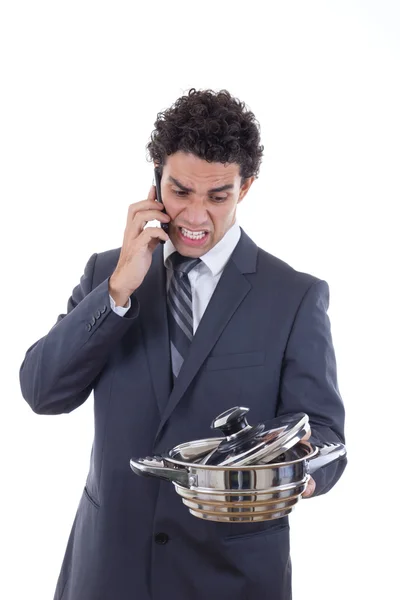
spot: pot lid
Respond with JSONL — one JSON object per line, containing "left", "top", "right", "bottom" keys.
{"left": 197, "top": 407, "right": 310, "bottom": 466}
{"left": 168, "top": 437, "right": 223, "bottom": 463}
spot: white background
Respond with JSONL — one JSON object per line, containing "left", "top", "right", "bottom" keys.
{"left": 1, "top": 1, "right": 399, "bottom": 598}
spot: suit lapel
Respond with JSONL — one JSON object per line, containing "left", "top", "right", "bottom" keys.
{"left": 153, "top": 229, "right": 259, "bottom": 444}
{"left": 135, "top": 246, "right": 172, "bottom": 415}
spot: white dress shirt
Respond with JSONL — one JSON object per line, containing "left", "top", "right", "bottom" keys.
{"left": 109, "top": 220, "right": 241, "bottom": 332}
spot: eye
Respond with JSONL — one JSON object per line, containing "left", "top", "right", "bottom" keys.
{"left": 173, "top": 190, "right": 226, "bottom": 202}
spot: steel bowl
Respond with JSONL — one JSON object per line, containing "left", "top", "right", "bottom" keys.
{"left": 130, "top": 440, "right": 346, "bottom": 522}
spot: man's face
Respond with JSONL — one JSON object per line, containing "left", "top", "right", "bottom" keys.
{"left": 157, "top": 151, "right": 255, "bottom": 257}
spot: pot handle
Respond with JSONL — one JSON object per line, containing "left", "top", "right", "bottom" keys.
{"left": 130, "top": 456, "right": 190, "bottom": 487}
{"left": 307, "top": 443, "right": 346, "bottom": 475}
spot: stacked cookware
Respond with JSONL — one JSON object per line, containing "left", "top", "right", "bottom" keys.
{"left": 130, "top": 407, "right": 346, "bottom": 523}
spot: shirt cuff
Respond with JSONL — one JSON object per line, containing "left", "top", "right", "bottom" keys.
{"left": 109, "top": 294, "right": 131, "bottom": 317}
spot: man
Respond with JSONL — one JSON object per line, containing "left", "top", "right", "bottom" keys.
{"left": 19, "top": 88, "right": 346, "bottom": 599}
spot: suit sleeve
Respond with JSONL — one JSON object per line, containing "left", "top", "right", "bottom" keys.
{"left": 278, "top": 279, "right": 347, "bottom": 497}
{"left": 19, "top": 253, "right": 139, "bottom": 415}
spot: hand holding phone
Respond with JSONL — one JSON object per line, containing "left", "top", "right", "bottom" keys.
{"left": 108, "top": 180, "right": 170, "bottom": 305}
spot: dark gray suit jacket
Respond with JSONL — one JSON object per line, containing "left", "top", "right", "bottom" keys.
{"left": 19, "top": 228, "right": 346, "bottom": 600}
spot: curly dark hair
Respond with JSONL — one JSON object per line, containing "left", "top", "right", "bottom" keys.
{"left": 146, "top": 88, "right": 264, "bottom": 184}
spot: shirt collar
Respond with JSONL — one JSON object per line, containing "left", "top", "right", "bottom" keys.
{"left": 163, "top": 219, "right": 241, "bottom": 277}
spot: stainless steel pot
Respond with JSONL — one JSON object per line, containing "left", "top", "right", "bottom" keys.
{"left": 130, "top": 407, "right": 346, "bottom": 523}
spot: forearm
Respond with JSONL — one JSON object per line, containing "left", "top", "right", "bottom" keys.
{"left": 19, "top": 256, "right": 139, "bottom": 415}
{"left": 278, "top": 279, "right": 347, "bottom": 497}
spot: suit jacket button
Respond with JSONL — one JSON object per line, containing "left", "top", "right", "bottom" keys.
{"left": 154, "top": 532, "right": 169, "bottom": 545}
{"left": 90, "top": 316, "right": 96, "bottom": 326}
{"left": 86, "top": 323, "right": 92, "bottom": 331}
{"left": 100, "top": 305, "right": 107, "bottom": 314}
{"left": 95, "top": 310, "right": 101, "bottom": 319}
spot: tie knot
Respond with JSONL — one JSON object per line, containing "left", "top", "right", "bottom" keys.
{"left": 167, "top": 252, "right": 201, "bottom": 275}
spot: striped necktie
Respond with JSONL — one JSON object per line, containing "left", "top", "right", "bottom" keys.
{"left": 166, "top": 252, "right": 201, "bottom": 380}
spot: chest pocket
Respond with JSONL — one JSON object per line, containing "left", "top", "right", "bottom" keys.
{"left": 204, "top": 351, "right": 265, "bottom": 371}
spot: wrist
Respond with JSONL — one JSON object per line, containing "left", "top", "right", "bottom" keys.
{"left": 109, "top": 276, "right": 131, "bottom": 308}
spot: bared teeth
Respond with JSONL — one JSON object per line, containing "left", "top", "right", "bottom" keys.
{"left": 181, "top": 227, "right": 206, "bottom": 239}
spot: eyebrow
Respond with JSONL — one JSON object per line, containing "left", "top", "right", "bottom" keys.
{"left": 168, "top": 176, "right": 234, "bottom": 194}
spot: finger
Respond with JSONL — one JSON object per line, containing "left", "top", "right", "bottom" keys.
{"left": 148, "top": 183, "right": 157, "bottom": 201}
{"left": 131, "top": 209, "right": 170, "bottom": 238}
{"left": 302, "top": 476, "right": 316, "bottom": 498}
{"left": 126, "top": 200, "right": 166, "bottom": 227}
{"left": 301, "top": 428, "right": 312, "bottom": 442}
{"left": 140, "top": 226, "right": 170, "bottom": 245}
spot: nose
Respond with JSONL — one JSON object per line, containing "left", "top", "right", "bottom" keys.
{"left": 182, "top": 203, "right": 209, "bottom": 228}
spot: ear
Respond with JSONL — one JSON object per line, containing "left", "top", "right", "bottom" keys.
{"left": 238, "top": 176, "right": 255, "bottom": 203}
